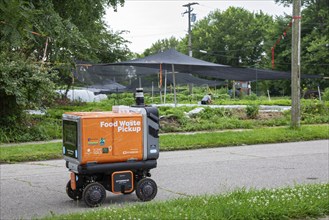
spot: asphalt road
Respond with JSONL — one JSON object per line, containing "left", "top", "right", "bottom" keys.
{"left": 1, "top": 140, "right": 328, "bottom": 219}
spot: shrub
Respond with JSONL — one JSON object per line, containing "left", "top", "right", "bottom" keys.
{"left": 243, "top": 93, "right": 258, "bottom": 100}
{"left": 322, "top": 87, "right": 329, "bottom": 101}
{"left": 215, "top": 94, "right": 231, "bottom": 100}
{"left": 0, "top": 53, "right": 58, "bottom": 126}
{"left": 302, "top": 102, "right": 328, "bottom": 115}
{"left": 246, "top": 104, "right": 260, "bottom": 119}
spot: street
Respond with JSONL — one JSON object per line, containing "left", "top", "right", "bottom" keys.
{"left": 1, "top": 140, "right": 328, "bottom": 219}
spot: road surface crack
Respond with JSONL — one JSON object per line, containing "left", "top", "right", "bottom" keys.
{"left": 158, "top": 186, "right": 191, "bottom": 197}
{"left": 27, "top": 162, "right": 62, "bottom": 168}
{"left": 14, "top": 178, "right": 33, "bottom": 187}
{"left": 13, "top": 178, "right": 65, "bottom": 194}
{"left": 229, "top": 152, "right": 266, "bottom": 159}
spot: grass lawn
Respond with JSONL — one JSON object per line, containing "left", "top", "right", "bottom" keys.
{"left": 1, "top": 124, "right": 328, "bottom": 163}
{"left": 41, "top": 183, "right": 329, "bottom": 220}
{"left": 0, "top": 142, "right": 62, "bottom": 163}
{"left": 161, "top": 124, "right": 329, "bottom": 150}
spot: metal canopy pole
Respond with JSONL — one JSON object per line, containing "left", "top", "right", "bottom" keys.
{"left": 151, "top": 81, "right": 154, "bottom": 103}
{"left": 164, "top": 69, "right": 167, "bottom": 104}
{"left": 172, "top": 64, "right": 177, "bottom": 107}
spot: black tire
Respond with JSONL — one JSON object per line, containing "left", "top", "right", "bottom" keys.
{"left": 82, "top": 182, "right": 106, "bottom": 207}
{"left": 135, "top": 178, "right": 157, "bottom": 202}
{"left": 66, "top": 181, "right": 82, "bottom": 201}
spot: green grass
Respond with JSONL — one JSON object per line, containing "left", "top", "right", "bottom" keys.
{"left": 1, "top": 125, "right": 328, "bottom": 163}
{"left": 42, "top": 183, "right": 329, "bottom": 220}
{"left": 160, "top": 124, "right": 329, "bottom": 150}
{"left": 0, "top": 142, "right": 62, "bottom": 163}
{"left": 2, "top": 97, "right": 328, "bottom": 143}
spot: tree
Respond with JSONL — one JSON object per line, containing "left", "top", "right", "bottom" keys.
{"left": 179, "top": 7, "right": 274, "bottom": 67}
{"left": 300, "top": 0, "right": 329, "bottom": 89}
{"left": 0, "top": 52, "right": 58, "bottom": 125}
{"left": 141, "top": 37, "right": 180, "bottom": 57}
{"left": 0, "top": 0, "right": 129, "bottom": 126}
{"left": 0, "top": 0, "right": 130, "bottom": 63}
{"left": 267, "top": 0, "right": 329, "bottom": 92}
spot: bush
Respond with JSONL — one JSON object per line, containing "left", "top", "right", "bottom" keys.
{"left": 302, "top": 102, "right": 328, "bottom": 115}
{"left": 215, "top": 94, "right": 231, "bottom": 100}
{"left": 323, "top": 87, "right": 329, "bottom": 101}
{"left": 246, "top": 104, "right": 260, "bottom": 119}
{"left": 0, "top": 117, "right": 61, "bottom": 143}
{"left": 243, "top": 93, "right": 258, "bottom": 100}
{"left": 0, "top": 53, "right": 58, "bottom": 126}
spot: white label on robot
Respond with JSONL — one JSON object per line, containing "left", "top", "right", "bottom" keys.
{"left": 100, "top": 120, "right": 141, "bottom": 133}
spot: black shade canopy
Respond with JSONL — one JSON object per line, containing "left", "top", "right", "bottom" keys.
{"left": 74, "top": 62, "right": 225, "bottom": 92}
{"left": 126, "top": 73, "right": 226, "bottom": 90}
{"left": 74, "top": 49, "right": 320, "bottom": 94}
{"left": 112, "top": 48, "right": 228, "bottom": 68}
{"left": 109, "top": 49, "right": 320, "bottom": 81}
{"left": 199, "top": 67, "right": 321, "bottom": 81}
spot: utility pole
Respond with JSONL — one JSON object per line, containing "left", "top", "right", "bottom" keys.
{"left": 183, "top": 2, "right": 198, "bottom": 57}
{"left": 291, "top": 0, "right": 301, "bottom": 128}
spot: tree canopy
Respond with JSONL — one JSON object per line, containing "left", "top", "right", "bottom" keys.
{"left": 0, "top": 0, "right": 130, "bottom": 125}
{"left": 141, "top": 37, "right": 180, "bottom": 57}
{"left": 144, "top": 1, "right": 328, "bottom": 95}
{"left": 187, "top": 7, "right": 274, "bottom": 67}
{"left": 270, "top": 0, "right": 328, "bottom": 90}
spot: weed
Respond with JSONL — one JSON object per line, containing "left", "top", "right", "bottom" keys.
{"left": 41, "top": 183, "right": 329, "bottom": 220}
{"left": 1, "top": 97, "right": 328, "bottom": 143}
{"left": 245, "top": 104, "right": 260, "bottom": 119}
{"left": 322, "top": 87, "right": 329, "bottom": 101}
{"left": 2, "top": 125, "right": 328, "bottom": 163}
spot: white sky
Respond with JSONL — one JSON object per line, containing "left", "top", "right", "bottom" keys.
{"left": 105, "top": 0, "right": 292, "bottom": 54}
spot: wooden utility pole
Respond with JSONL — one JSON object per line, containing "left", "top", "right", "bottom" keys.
{"left": 183, "top": 2, "right": 198, "bottom": 57}
{"left": 291, "top": 0, "right": 301, "bottom": 128}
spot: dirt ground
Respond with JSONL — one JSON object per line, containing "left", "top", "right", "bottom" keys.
{"left": 159, "top": 111, "right": 284, "bottom": 129}
{"left": 258, "top": 111, "right": 284, "bottom": 120}
{"left": 234, "top": 109, "right": 284, "bottom": 120}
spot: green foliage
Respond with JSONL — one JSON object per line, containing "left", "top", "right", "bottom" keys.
{"left": 244, "top": 93, "right": 258, "bottom": 100}
{"left": 0, "top": 0, "right": 132, "bottom": 128}
{"left": 161, "top": 125, "right": 329, "bottom": 150}
{"left": 0, "top": 117, "right": 61, "bottom": 143}
{"left": 0, "top": 52, "right": 58, "bottom": 125}
{"left": 245, "top": 104, "right": 260, "bottom": 119}
{"left": 175, "top": 1, "right": 329, "bottom": 95}
{"left": 2, "top": 93, "right": 329, "bottom": 143}
{"left": 322, "top": 87, "right": 329, "bottom": 101}
{"left": 2, "top": 125, "right": 328, "bottom": 163}
{"left": 43, "top": 184, "right": 329, "bottom": 220}
{"left": 302, "top": 102, "right": 328, "bottom": 115}
{"left": 268, "top": 0, "right": 329, "bottom": 90}
{"left": 198, "top": 107, "right": 232, "bottom": 120}
{"left": 215, "top": 94, "right": 231, "bottom": 101}
{"left": 0, "top": 0, "right": 129, "bottom": 63}
{"left": 183, "top": 7, "right": 273, "bottom": 67}
{"left": 141, "top": 37, "right": 179, "bottom": 57}
{"left": 0, "top": 142, "right": 62, "bottom": 163}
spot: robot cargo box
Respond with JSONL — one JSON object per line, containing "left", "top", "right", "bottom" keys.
{"left": 62, "top": 108, "right": 159, "bottom": 166}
